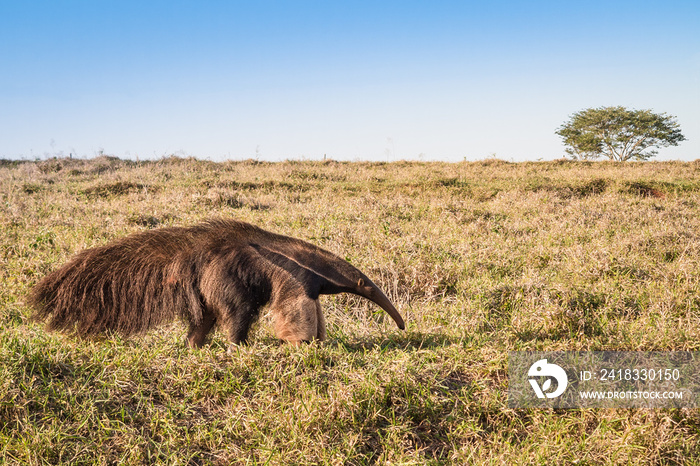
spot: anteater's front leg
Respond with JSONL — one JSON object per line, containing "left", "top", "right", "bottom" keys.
{"left": 270, "top": 284, "right": 326, "bottom": 344}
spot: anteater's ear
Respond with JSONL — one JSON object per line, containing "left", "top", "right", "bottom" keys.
{"left": 357, "top": 278, "right": 365, "bottom": 287}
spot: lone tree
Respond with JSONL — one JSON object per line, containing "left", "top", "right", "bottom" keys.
{"left": 556, "top": 106, "right": 686, "bottom": 161}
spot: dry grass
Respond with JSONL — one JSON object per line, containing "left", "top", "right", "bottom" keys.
{"left": 2, "top": 156, "right": 700, "bottom": 464}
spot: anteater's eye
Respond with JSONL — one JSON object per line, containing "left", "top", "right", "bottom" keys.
{"left": 357, "top": 278, "right": 365, "bottom": 287}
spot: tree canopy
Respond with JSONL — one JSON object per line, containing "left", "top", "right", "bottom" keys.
{"left": 556, "top": 106, "right": 686, "bottom": 161}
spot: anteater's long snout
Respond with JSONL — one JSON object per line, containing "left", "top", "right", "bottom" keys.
{"left": 359, "top": 280, "right": 405, "bottom": 330}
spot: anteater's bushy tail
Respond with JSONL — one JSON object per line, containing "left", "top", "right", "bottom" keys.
{"left": 29, "top": 228, "right": 204, "bottom": 337}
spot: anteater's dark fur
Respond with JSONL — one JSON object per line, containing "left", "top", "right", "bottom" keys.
{"left": 29, "top": 219, "right": 404, "bottom": 347}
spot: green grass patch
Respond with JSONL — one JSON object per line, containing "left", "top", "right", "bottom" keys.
{"left": 2, "top": 157, "right": 700, "bottom": 464}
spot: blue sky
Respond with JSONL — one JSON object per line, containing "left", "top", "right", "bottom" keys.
{"left": 1, "top": 1, "right": 698, "bottom": 161}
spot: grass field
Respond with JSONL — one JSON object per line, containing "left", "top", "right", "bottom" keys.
{"left": 2, "top": 156, "right": 700, "bottom": 464}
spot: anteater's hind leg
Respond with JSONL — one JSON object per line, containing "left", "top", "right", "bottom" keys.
{"left": 200, "top": 252, "right": 267, "bottom": 348}
{"left": 203, "top": 298, "right": 260, "bottom": 347}
{"left": 193, "top": 299, "right": 260, "bottom": 352}
{"left": 186, "top": 308, "right": 217, "bottom": 348}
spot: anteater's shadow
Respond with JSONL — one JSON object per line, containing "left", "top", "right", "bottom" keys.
{"left": 326, "top": 330, "right": 460, "bottom": 353}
